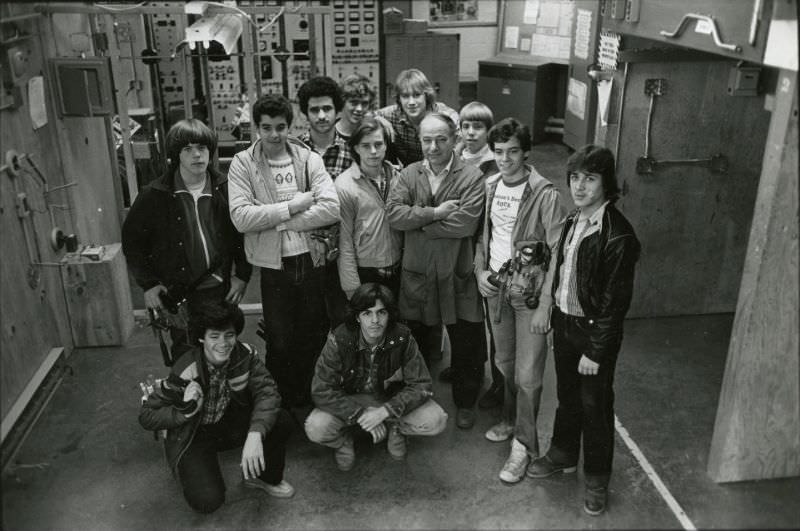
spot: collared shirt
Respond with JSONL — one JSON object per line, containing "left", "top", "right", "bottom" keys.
{"left": 363, "top": 166, "right": 392, "bottom": 203}
{"left": 376, "top": 102, "right": 459, "bottom": 166}
{"left": 460, "top": 144, "right": 493, "bottom": 167}
{"left": 422, "top": 153, "right": 454, "bottom": 196}
{"left": 355, "top": 332, "right": 386, "bottom": 394}
{"left": 201, "top": 360, "right": 231, "bottom": 425}
{"left": 298, "top": 130, "right": 353, "bottom": 180}
{"left": 556, "top": 201, "right": 609, "bottom": 316}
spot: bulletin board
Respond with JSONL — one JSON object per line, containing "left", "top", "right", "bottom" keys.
{"left": 428, "top": 0, "right": 499, "bottom": 27}
{"left": 497, "top": 0, "right": 575, "bottom": 64}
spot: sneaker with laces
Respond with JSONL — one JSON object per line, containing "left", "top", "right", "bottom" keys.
{"left": 526, "top": 454, "right": 578, "bottom": 478}
{"left": 244, "top": 478, "right": 296, "bottom": 498}
{"left": 484, "top": 420, "right": 514, "bottom": 442}
{"left": 499, "top": 438, "right": 531, "bottom": 484}
{"left": 334, "top": 436, "right": 355, "bottom": 471}
{"left": 387, "top": 426, "right": 407, "bottom": 460}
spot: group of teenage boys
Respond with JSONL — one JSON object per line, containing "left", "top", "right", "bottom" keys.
{"left": 128, "top": 68, "right": 640, "bottom": 517}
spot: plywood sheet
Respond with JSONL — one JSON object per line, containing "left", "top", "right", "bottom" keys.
{"left": 708, "top": 71, "right": 799, "bottom": 482}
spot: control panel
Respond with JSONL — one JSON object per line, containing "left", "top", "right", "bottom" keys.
{"left": 148, "top": 3, "right": 193, "bottom": 109}
{"left": 132, "top": 2, "right": 381, "bottom": 142}
{"left": 326, "top": 0, "right": 381, "bottom": 92}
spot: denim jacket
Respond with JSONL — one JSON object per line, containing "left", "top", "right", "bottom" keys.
{"left": 311, "top": 322, "right": 433, "bottom": 423}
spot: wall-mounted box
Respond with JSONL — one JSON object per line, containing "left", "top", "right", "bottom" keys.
{"left": 50, "top": 57, "right": 116, "bottom": 117}
{"left": 60, "top": 243, "right": 134, "bottom": 347}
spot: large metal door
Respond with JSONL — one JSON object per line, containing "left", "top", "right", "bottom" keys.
{"left": 614, "top": 60, "right": 772, "bottom": 317}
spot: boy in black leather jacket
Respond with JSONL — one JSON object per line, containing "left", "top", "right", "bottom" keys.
{"left": 527, "top": 145, "right": 640, "bottom": 516}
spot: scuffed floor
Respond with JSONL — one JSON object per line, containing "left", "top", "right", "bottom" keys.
{"left": 3, "top": 313, "right": 799, "bottom": 530}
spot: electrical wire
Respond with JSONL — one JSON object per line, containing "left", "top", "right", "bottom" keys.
{"left": 92, "top": 2, "right": 147, "bottom": 13}
{"left": 260, "top": 7, "right": 285, "bottom": 32}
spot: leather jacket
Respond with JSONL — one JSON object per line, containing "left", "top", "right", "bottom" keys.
{"left": 122, "top": 167, "right": 251, "bottom": 294}
{"left": 552, "top": 204, "right": 640, "bottom": 363}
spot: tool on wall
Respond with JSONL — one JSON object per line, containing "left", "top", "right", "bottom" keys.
{"left": 635, "top": 79, "right": 729, "bottom": 175}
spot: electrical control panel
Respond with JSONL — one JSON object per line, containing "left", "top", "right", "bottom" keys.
{"left": 148, "top": 3, "right": 193, "bottom": 109}
{"left": 124, "top": 2, "right": 381, "bottom": 143}
{"left": 326, "top": 0, "right": 381, "bottom": 93}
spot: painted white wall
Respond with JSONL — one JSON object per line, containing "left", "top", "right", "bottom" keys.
{"left": 409, "top": 2, "right": 498, "bottom": 80}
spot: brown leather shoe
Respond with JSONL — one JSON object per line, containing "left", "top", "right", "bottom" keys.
{"left": 456, "top": 407, "right": 476, "bottom": 429}
{"left": 526, "top": 454, "right": 578, "bottom": 478}
{"left": 584, "top": 485, "right": 608, "bottom": 516}
{"left": 334, "top": 436, "right": 355, "bottom": 471}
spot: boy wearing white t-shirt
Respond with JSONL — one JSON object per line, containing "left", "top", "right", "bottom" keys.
{"left": 473, "top": 118, "right": 566, "bottom": 484}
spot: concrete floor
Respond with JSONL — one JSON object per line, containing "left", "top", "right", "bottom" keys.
{"left": 5, "top": 143, "right": 799, "bottom": 529}
{"left": 3, "top": 312, "right": 799, "bottom": 530}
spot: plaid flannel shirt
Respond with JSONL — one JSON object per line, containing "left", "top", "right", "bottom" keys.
{"left": 298, "top": 130, "right": 353, "bottom": 180}
{"left": 376, "top": 102, "right": 460, "bottom": 166}
{"left": 200, "top": 361, "right": 231, "bottom": 425}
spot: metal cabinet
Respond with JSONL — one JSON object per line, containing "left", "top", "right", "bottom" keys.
{"left": 382, "top": 33, "right": 460, "bottom": 109}
{"left": 601, "top": 0, "right": 773, "bottom": 63}
{"left": 478, "top": 55, "right": 567, "bottom": 144}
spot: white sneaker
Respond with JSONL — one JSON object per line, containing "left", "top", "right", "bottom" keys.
{"left": 244, "top": 478, "right": 296, "bottom": 498}
{"left": 485, "top": 420, "right": 514, "bottom": 442}
{"left": 499, "top": 438, "right": 531, "bottom": 484}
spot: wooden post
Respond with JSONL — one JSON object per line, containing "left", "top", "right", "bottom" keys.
{"left": 707, "top": 70, "right": 799, "bottom": 482}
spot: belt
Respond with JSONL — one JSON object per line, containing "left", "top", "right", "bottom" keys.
{"left": 375, "top": 262, "right": 401, "bottom": 279}
{"left": 282, "top": 252, "right": 310, "bottom": 265}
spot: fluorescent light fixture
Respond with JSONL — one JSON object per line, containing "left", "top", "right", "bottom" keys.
{"left": 184, "top": 13, "right": 243, "bottom": 54}
{"left": 184, "top": 1, "right": 208, "bottom": 15}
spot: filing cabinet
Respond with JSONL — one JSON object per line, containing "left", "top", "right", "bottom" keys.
{"left": 478, "top": 55, "right": 567, "bottom": 144}
{"left": 382, "top": 33, "right": 460, "bottom": 109}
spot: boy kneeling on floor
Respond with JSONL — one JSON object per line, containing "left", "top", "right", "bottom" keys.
{"left": 139, "top": 301, "right": 294, "bottom": 513}
{"left": 305, "top": 282, "right": 448, "bottom": 470}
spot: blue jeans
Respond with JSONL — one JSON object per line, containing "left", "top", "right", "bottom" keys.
{"left": 260, "top": 253, "right": 328, "bottom": 407}
{"left": 305, "top": 395, "right": 447, "bottom": 448}
{"left": 487, "top": 291, "right": 548, "bottom": 456}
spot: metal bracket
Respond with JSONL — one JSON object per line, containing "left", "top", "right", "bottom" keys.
{"left": 636, "top": 154, "right": 729, "bottom": 175}
{"left": 659, "top": 13, "right": 741, "bottom": 53}
{"left": 644, "top": 78, "right": 666, "bottom": 97}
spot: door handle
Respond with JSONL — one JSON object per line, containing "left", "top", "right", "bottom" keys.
{"left": 659, "top": 13, "right": 741, "bottom": 53}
